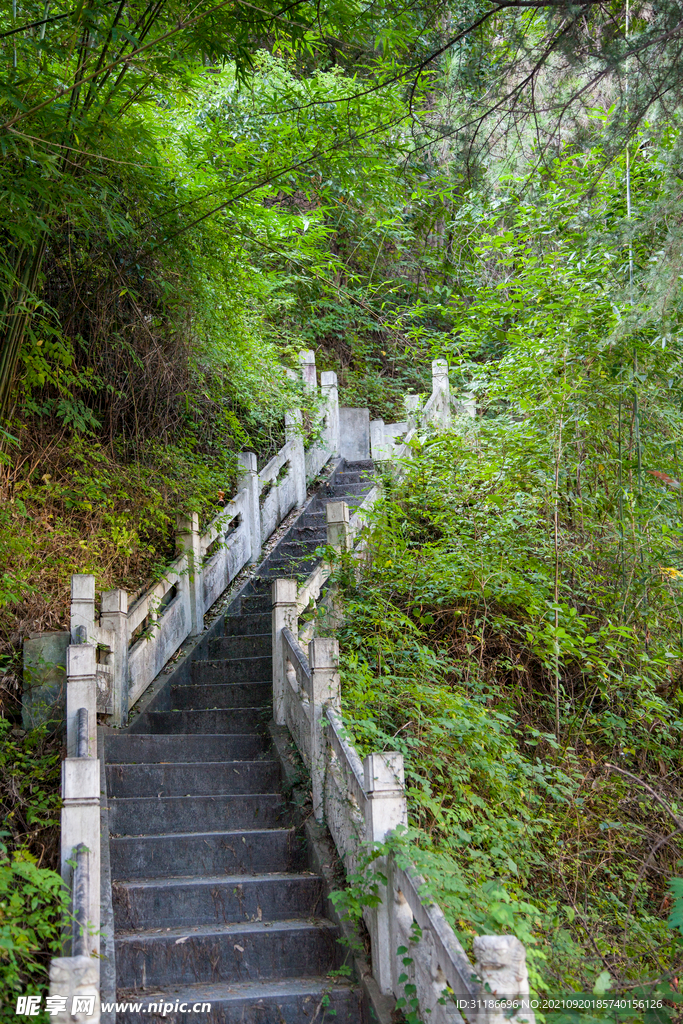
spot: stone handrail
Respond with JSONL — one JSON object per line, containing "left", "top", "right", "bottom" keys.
{"left": 67, "top": 350, "right": 341, "bottom": 730}
{"left": 54, "top": 349, "right": 339, "bottom": 1020}
{"left": 369, "top": 357, "right": 452, "bottom": 463}
{"left": 51, "top": 642, "right": 102, "bottom": 1021}
{"left": 271, "top": 360, "right": 536, "bottom": 1024}
{"left": 53, "top": 352, "right": 479, "bottom": 1019}
{"left": 273, "top": 501, "right": 536, "bottom": 1024}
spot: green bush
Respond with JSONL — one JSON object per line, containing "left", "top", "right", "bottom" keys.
{"left": 0, "top": 847, "right": 69, "bottom": 1010}
{"left": 0, "top": 721, "right": 67, "bottom": 1011}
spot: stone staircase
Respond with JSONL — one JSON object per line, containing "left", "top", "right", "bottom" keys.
{"left": 104, "top": 460, "right": 375, "bottom": 1023}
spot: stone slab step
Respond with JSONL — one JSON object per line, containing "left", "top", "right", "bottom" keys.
{"left": 327, "top": 482, "right": 371, "bottom": 496}
{"left": 109, "top": 794, "right": 291, "bottom": 836}
{"left": 262, "top": 552, "right": 319, "bottom": 572}
{"left": 113, "top": 977, "right": 361, "bottom": 1024}
{"left": 115, "top": 918, "right": 341, "bottom": 988}
{"left": 257, "top": 558, "right": 317, "bottom": 579}
{"left": 190, "top": 659, "right": 271, "bottom": 685}
{"left": 307, "top": 494, "right": 367, "bottom": 512}
{"left": 276, "top": 539, "right": 320, "bottom": 556}
{"left": 138, "top": 708, "right": 269, "bottom": 734}
{"left": 106, "top": 761, "right": 281, "bottom": 799}
{"left": 170, "top": 682, "right": 271, "bottom": 710}
{"left": 190, "top": 656, "right": 272, "bottom": 684}
{"left": 335, "top": 470, "right": 374, "bottom": 484}
{"left": 104, "top": 733, "right": 267, "bottom": 764}
{"left": 113, "top": 872, "right": 323, "bottom": 930}
{"left": 110, "top": 828, "right": 306, "bottom": 880}
{"left": 239, "top": 592, "right": 271, "bottom": 614}
{"left": 208, "top": 634, "right": 271, "bottom": 660}
{"left": 224, "top": 612, "right": 271, "bottom": 636}
{"left": 292, "top": 525, "right": 327, "bottom": 542}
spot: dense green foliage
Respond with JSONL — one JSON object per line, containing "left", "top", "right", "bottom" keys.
{"left": 3, "top": 0, "right": 683, "bottom": 1011}
{"left": 334, "top": 132, "right": 683, "bottom": 1008}
{"left": 0, "top": 720, "right": 64, "bottom": 1007}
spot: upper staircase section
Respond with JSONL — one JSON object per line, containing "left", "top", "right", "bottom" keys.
{"left": 65, "top": 355, "right": 451, "bottom": 736}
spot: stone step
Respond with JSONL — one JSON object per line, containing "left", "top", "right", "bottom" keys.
{"left": 223, "top": 612, "right": 271, "bottom": 636}
{"left": 110, "top": 828, "right": 306, "bottom": 880}
{"left": 305, "top": 497, "right": 329, "bottom": 513}
{"left": 344, "top": 459, "right": 374, "bottom": 471}
{"left": 104, "top": 733, "right": 268, "bottom": 764}
{"left": 170, "top": 682, "right": 271, "bottom": 710}
{"left": 189, "top": 656, "right": 271, "bottom": 684}
{"left": 327, "top": 482, "right": 371, "bottom": 497}
{"left": 106, "top": 760, "right": 281, "bottom": 799}
{"left": 208, "top": 634, "right": 271, "bottom": 660}
{"left": 277, "top": 538, "right": 320, "bottom": 555}
{"left": 297, "top": 510, "right": 326, "bottom": 522}
{"left": 110, "top": 793, "right": 292, "bottom": 836}
{"left": 137, "top": 708, "right": 269, "bottom": 734}
{"left": 113, "top": 872, "right": 323, "bottom": 930}
{"left": 239, "top": 592, "right": 271, "bottom": 614}
{"left": 257, "top": 557, "right": 317, "bottom": 579}
{"left": 307, "top": 494, "right": 366, "bottom": 513}
{"left": 113, "top": 976, "right": 361, "bottom": 1024}
{"left": 335, "top": 470, "right": 374, "bottom": 485}
{"left": 115, "top": 919, "right": 341, "bottom": 989}
{"left": 291, "top": 524, "right": 327, "bottom": 542}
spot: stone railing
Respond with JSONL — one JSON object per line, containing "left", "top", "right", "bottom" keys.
{"left": 369, "top": 357, "right": 452, "bottom": 462}
{"left": 67, "top": 351, "right": 341, "bottom": 730}
{"left": 272, "top": 500, "right": 536, "bottom": 1024}
{"left": 52, "top": 351, "right": 472, "bottom": 1018}
{"left": 271, "top": 363, "right": 536, "bottom": 1024}
{"left": 50, "top": 641, "right": 102, "bottom": 1022}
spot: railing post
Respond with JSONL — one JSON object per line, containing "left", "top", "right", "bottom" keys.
{"left": 100, "top": 589, "right": 128, "bottom": 728}
{"left": 363, "top": 751, "right": 408, "bottom": 995}
{"left": 474, "top": 936, "right": 536, "bottom": 1024}
{"left": 271, "top": 579, "right": 298, "bottom": 726}
{"left": 60, "top": 757, "right": 100, "bottom": 958}
{"left": 285, "top": 408, "right": 307, "bottom": 508}
{"left": 237, "top": 451, "right": 262, "bottom": 563}
{"left": 70, "top": 575, "right": 95, "bottom": 643}
{"left": 321, "top": 370, "right": 341, "bottom": 456}
{"left": 370, "top": 419, "right": 388, "bottom": 461}
{"left": 176, "top": 512, "right": 204, "bottom": 637}
{"left": 65, "top": 645, "right": 97, "bottom": 758}
{"left": 405, "top": 393, "right": 420, "bottom": 433}
{"left": 49, "top": 956, "right": 101, "bottom": 1023}
{"left": 299, "top": 349, "right": 317, "bottom": 392}
{"left": 326, "top": 500, "right": 351, "bottom": 552}
{"left": 309, "top": 637, "right": 340, "bottom": 822}
{"left": 432, "top": 358, "right": 451, "bottom": 428}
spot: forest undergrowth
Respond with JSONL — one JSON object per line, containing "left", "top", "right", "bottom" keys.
{"left": 3, "top": 0, "right": 683, "bottom": 1009}
{"left": 337, "top": 427, "right": 683, "bottom": 1004}
{"left": 332, "top": 143, "right": 683, "bottom": 1003}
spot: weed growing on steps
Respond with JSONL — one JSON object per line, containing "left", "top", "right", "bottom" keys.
{"left": 334, "top": 429, "right": 683, "bottom": 1004}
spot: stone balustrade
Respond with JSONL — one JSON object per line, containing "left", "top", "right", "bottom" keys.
{"left": 53, "top": 352, "right": 485, "bottom": 1020}
{"left": 270, "top": 364, "right": 536, "bottom": 1024}
{"left": 66, "top": 353, "right": 342, "bottom": 729}
{"left": 272, "top": 499, "right": 536, "bottom": 1024}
